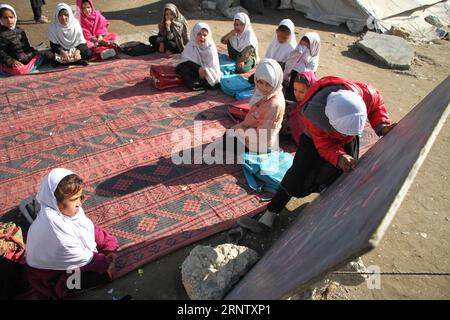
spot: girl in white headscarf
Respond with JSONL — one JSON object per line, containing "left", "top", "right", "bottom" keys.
{"left": 264, "top": 19, "right": 297, "bottom": 69}
{"left": 176, "top": 22, "right": 222, "bottom": 91}
{"left": 221, "top": 12, "right": 259, "bottom": 73}
{"left": 0, "top": 4, "right": 49, "bottom": 75}
{"left": 283, "top": 32, "right": 321, "bottom": 100}
{"left": 220, "top": 58, "right": 285, "bottom": 156}
{"left": 26, "top": 168, "right": 118, "bottom": 299}
{"left": 48, "top": 3, "right": 92, "bottom": 65}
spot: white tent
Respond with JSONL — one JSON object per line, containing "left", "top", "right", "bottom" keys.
{"left": 282, "top": 0, "right": 450, "bottom": 41}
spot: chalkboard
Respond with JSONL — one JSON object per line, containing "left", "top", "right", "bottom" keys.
{"left": 225, "top": 76, "right": 450, "bottom": 299}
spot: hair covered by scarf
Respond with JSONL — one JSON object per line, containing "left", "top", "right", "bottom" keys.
{"left": 76, "top": 0, "right": 110, "bottom": 42}
{"left": 325, "top": 89, "right": 367, "bottom": 136}
{"left": 48, "top": 3, "right": 86, "bottom": 50}
{"left": 181, "top": 22, "right": 222, "bottom": 86}
{"left": 0, "top": 4, "right": 17, "bottom": 30}
{"left": 159, "top": 3, "right": 189, "bottom": 51}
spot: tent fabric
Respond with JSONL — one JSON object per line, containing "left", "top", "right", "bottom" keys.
{"left": 289, "top": 0, "right": 449, "bottom": 40}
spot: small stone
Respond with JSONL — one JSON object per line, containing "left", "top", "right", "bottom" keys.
{"left": 401, "top": 231, "right": 410, "bottom": 235}
{"left": 446, "top": 217, "right": 450, "bottom": 222}
{"left": 129, "top": 139, "right": 134, "bottom": 143}
{"left": 181, "top": 186, "right": 188, "bottom": 191}
{"left": 420, "top": 233, "right": 428, "bottom": 238}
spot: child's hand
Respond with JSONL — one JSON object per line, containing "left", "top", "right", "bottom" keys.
{"left": 338, "top": 154, "right": 357, "bottom": 172}
{"left": 237, "top": 62, "right": 245, "bottom": 71}
{"left": 60, "top": 50, "right": 70, "bottom": 62}
{"left": 198, "top": 67, "right": 206, "bottom": 79}
{"left": 165, "top": 20, "right": 171, "bottom": 31}
{"left": 12, "top": 60, "right": 23, "bottom": 68}
{"left": 106, "top": 253, "right": 117, "bottom": 278}
{"left": 381, "top": 123, "right": 397, "bottom": 136}
{"left": 159, "top": 42, "right": 165, "bottom": 53}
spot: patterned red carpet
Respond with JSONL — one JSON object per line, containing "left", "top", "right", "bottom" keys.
{"left": 0, "top": 54, "right": 269, "bottom": 277}
{"left": 0, "top": 53, "right": 378, "bottom": 279}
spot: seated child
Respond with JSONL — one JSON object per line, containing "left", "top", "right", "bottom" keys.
{"left": 149, "top": 3, "right": 189, "bottom": 54}
{"left": 264, "top": 19, "right": 297, "bottom": 70}
{"left": 48, "top": 3, "right": 93, "bottom": 65}
{"left": 283, "top": 32, "right": 320, "bottom": 101}
{"left": 76, "top": 0, "right": 118, "bottom": 49}
{"left": 26, "top": 168, "right": 118, "bottom": 299}
{"left": 219, "top": 58, "right": 285, "bottom": 160}
{"left": 281, "top": 71, "right": 317, "bottom": 136}
{"left": 221, "top": 12, "right": 259, "bottom": 74}
{"left": 176, "top": 22, "right": 222, "bottom": 91}
{"left": 239, "top": 76, "right": 397, "bottom": 231}
{"left": 0, "top": 4, "right": 51, "bottom": 76}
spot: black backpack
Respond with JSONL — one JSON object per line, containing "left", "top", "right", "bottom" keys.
{"left": 120, "top": 41, "right": 155, "bottom": 56}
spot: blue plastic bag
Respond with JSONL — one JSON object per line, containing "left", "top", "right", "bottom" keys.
{"left": 220, "top": 74, "right": 253, "bottom": 97}
{"left": 242, "top": 151, "right": 294, "bottom": 195}
{"left": 219, "top": 54, "right": 236, "bottom": 75}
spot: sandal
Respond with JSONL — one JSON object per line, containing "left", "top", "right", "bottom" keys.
{"left": 35, "top": 16, "right": 49, "bottom": 23}
{"left": 237, "top": 217, "right": 265, "bottom": 233}
{"left": 226, "top": 226, "right": 247, "bottom": 244}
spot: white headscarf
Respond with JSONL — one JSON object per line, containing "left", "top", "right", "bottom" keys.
{"left": 230, "top": 12, "right": 259, "bottom": 62}
{"left": 0, "top": 4, "right": 17, "bottom": 30}
{"left": 325, "top": 90, "right": 367, "bottom": 136}
{"left": 283, "top": 32, "right": 320, "bottom": 81}
{"left": 26, "top": 168, "right": 97, "bottom": 271}
{"left": 181, "top": 22, "right": 222, "bottom": 87}
{"left": 48, "top": 3, "right": 86, "bottom": 50}
{"left": 249, "top": 58, "right": 284, "bottom": 107}
{"left": 264, "top": 19, "right": 297, "bottom": 63}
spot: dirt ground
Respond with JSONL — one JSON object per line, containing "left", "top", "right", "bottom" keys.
{"left": 8, "top": 0, "right": 450, "bottom": 300}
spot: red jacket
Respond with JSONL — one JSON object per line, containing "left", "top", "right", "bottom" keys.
{"left": 289, "top": 76, "right": 391, "bottom": 167}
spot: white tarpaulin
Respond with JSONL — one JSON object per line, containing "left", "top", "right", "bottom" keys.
{"left": 288, "top": 0, "right": 450, "bottom": 41}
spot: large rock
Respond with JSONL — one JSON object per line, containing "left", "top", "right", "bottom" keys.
{"left": 224, "top": 6, "right": 249, "bottom": 19}
{"left": 217, "top": 0, "right": 247, "bottom": 18}
{"left": 181, "top": 244, "right": 259, "bottom": 300}
{"left": 357, "top": 31, "right": 415, "bottom": 70}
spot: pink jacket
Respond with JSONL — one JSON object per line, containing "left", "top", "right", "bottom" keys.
{"left": 235, "top": 90, "right": 285, "bottom": 153}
